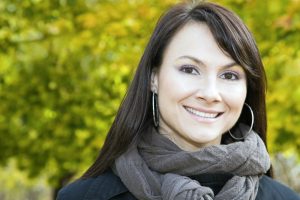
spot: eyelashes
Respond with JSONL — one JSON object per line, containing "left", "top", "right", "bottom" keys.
{"left": 179, "top": 64, "right": 242, "bottom": 81}
{"left": 219, "top": 71, "right": 240, "bottom": 80}
{"left": 179, "top": 65, "right": 200, "bottom": 75}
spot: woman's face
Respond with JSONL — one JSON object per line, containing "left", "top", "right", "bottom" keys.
{"left": 151, "top": 22, "right": 247, "bottom": 151}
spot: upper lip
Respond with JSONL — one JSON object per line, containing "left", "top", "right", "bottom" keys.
{"left": 183, "top": 106, "right": 224, "bottom": 114}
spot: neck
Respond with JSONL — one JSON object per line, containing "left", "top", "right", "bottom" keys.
{"left": 158, "top": 126, "right": 222, "bottom": 151}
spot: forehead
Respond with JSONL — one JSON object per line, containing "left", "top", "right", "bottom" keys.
{"left": 161, "top": 22, "right": 234, "bottom": 67}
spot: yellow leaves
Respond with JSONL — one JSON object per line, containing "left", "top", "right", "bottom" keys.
{"left": 0, "top": 159, "right": 50, "bottom": 199}
{"left": 137, "top": 5, "right": 158, "bottom": 20}
{"left": 11, "top": 28, "right": 44, "bottom": 42}
{"left": 0, "top": 28, "right": 10, "bottom": 40}
{"left": 273, "top": 0, "right": 300, "bottom": 31}
{"left": 102, "top": 17, "right": 140, "bottom": 38}
{"left": 91, "top": 134, "right": 105, "bottom": 149}
{"left": 75, "top": 129, "right": 90, "bottom": 142}
{"left": 76, "top": 13, "right": 99, "bottom": 29}
{"left": 28, "top": 129, "right": 38, "bottom": 140}
{"left": 0, "top": 54, "right": 12, "bottom": 74}
{"left": 106, "top": 22, "right": 128, "bottom": 37}
{"left": 46, "top": 23, "right": 60, "bottom": 35}
{"left": 43, "top": 108, "right": 57, "bottom": 119}
{"left": 46, "top": 18, "right": 74, "bottom": 35}
{"left": 124, "top": 17, "right": 141, "bottom": 33}
{"left": 275, "top": 15, "right": 293, "bottom": 30}
{"left": 1, "top": 0, "right": 300, "bottom": 193}
{"left": 48, "top": 81, "right": 57, "bottom": 90}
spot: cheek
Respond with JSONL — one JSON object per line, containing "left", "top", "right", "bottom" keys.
{"left": 158, "top": 72, "right": 195, "bottom": 101}
{"left": 222, "top": 84, "right": 247, "bottom": 111}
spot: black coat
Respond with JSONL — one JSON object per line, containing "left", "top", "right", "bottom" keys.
{"left": 57, "top": 169, "right": 300, "bottom": 200}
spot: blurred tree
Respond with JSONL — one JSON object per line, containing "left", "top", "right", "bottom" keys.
{"left": 0, "top": 0, "right": 299, "bottom": 198}
{"left": 217, "top": 0, "right": 300, "bottom": 155}
{"left": 216, "top": 0, "right": 300, "bottom": 187}
{"left": 0, "top": 0, "right": 177, "bottom": 198}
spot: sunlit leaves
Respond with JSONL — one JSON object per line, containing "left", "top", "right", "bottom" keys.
{"left": 0, "top": 0, "right": 174, "bottom": 189}
{"left": 0, "top": 0, "right": 300, "bottom": 192}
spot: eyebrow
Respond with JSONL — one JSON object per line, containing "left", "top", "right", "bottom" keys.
{"left": 177, "top": 55, "right": 238, "bottom": 69}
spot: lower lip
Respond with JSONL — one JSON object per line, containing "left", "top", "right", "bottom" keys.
{"left": 184, "top": 107, "right": 221, "bottom": 123}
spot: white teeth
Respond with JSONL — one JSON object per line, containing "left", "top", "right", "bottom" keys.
{"left": 186, "top": 107, "right": 218, "bottom": 118}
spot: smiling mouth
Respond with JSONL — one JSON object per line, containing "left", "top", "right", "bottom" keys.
{"left": 184, "top": 107, "right": 223, "bottom": 119}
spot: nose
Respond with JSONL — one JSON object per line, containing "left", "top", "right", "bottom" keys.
{"left": 196, "top": 78, "right": 222, "bottom": 103}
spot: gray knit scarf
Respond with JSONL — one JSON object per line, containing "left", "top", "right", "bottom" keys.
{"left": 114, "top": 124, "right": 271, "bottom": 200}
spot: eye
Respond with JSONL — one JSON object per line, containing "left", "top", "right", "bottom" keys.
{"left": 220, "top": 71, "right": 239, "bottom": 80}
{"left": 179, "top": 65, "right": 199, "bottom": 75}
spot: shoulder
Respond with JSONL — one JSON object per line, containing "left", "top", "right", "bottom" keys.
{"left": 257, "top": 175, "right": 300, "bottom": 200}
{"left": 56, "top": 169, "right": 134, "bottom": 200}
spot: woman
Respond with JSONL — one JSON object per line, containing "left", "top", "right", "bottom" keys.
{"left": 57, "top": 1, "right": 300, "bottom": 200}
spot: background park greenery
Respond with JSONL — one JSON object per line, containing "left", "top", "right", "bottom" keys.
{"left": 0, "top": 0, "right": 300, "bottom": 199}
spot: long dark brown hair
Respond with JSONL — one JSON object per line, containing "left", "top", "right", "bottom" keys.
{"left": 83, "top": 1, "right": 270, "bottom": 178}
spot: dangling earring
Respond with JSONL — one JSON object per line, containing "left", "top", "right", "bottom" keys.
{"left": 229, "top": 103, "right": 254, "bottom": 140}
{"left": 152, "top": 92, "right": 159, "bottom": 127}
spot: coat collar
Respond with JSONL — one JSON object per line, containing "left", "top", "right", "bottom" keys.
{"left": 84, "top": 169, "right": 129, "bottom": 200}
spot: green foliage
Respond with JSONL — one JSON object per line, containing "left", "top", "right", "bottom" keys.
{"left": 0, "top": 160, "right": 51, "bottom": 200}
{"left": 215, "top": 0, "right": 300, "bottom": 154}
{"left": 0, "top": 0, "right": 300, "bottom": 193}
{"left": 0, "top": 0, "right": 176, "bottom": 188}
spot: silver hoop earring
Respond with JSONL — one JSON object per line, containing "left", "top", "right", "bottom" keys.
{"left": 152, "top": 92, "right": 159, "bottom": 127}
{"left": 228, "top": 103, "right": 254, "bottom": 140}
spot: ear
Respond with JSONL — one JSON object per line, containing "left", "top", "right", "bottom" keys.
{"left": 151, "top": 68, "right": 158, "bottom": 93}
